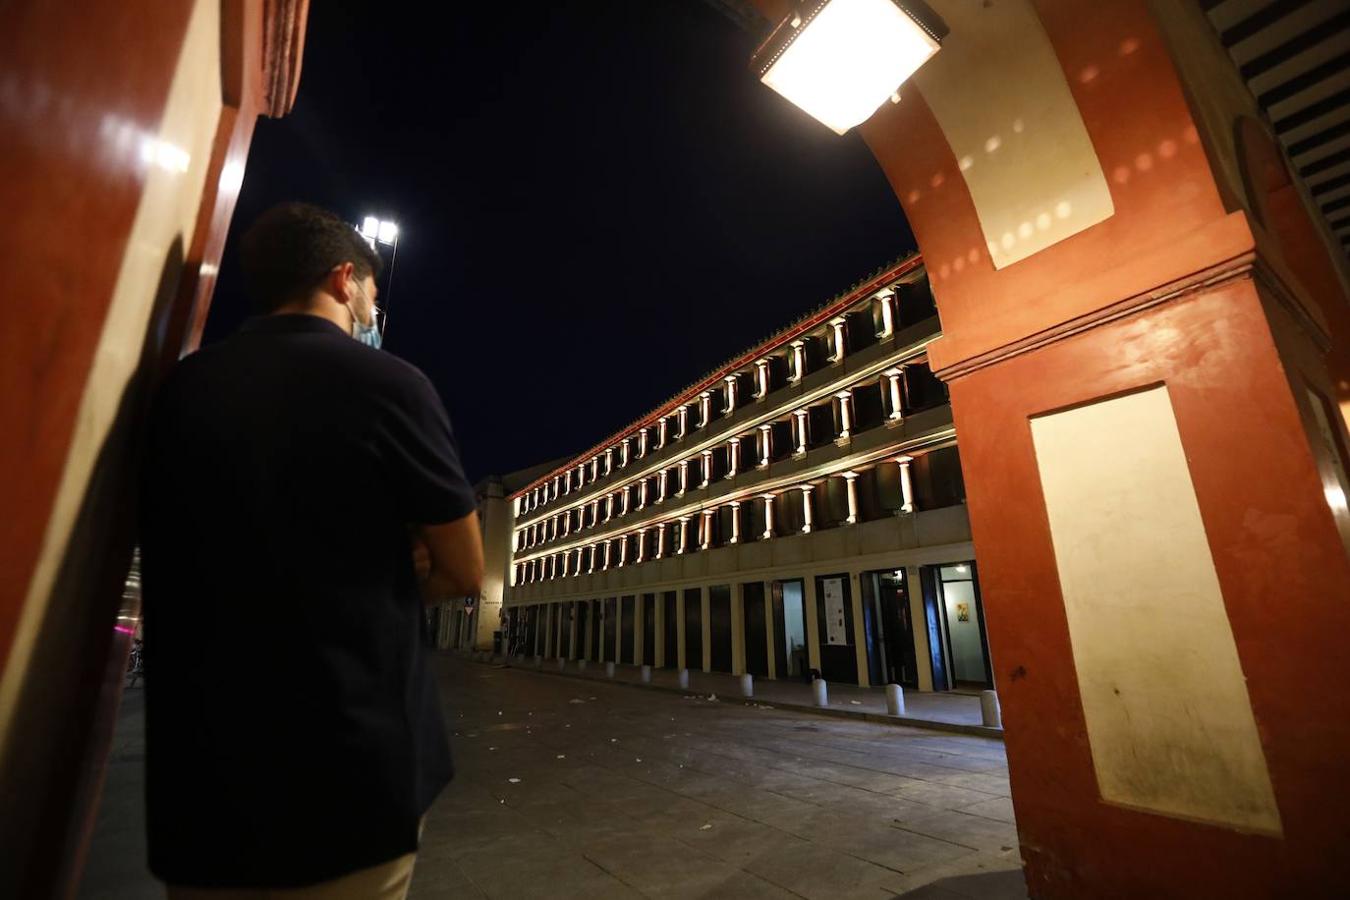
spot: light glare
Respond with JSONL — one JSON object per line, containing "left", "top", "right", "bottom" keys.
{"left": 761, "top": 0, "right": 940, "bottom": 135}
{"left": 377, "top": 220, "right": 399, "bottom": 244}
{"left": 361, "top": 216, "right": 379, "bottom": 238}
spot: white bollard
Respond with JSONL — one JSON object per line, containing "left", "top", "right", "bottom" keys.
{"left": 605, "top": 661, "right": 616, "bottom": 678}
{"left": 739, "top": 673, "right": 754, "bottom": 698}
{"left": 577, "top": 659, "right": 587, "bottom": 672}
{"left": 556, "top": 657, "right": 566, "bottom": 671}
{"left": 641, "top": 665, "right": 652, "bottom": 683}
{"left": 534, "top": 655, "right": 543, "bottom": 669}
{"left": 980, "top": 690, "right": 1002, "bottom": 728}
{"left": 885, "top": 683, "right": 906, "bottom": 716}
{"left": 813, "top": 677, "right": 829, "bottom": 707}
{"left": 677, "top": 668, "right": 690, "bottom": 689}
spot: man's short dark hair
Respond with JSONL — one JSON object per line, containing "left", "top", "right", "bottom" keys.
{"left": 239, "top": 202, "right": 383, "bottom": 313}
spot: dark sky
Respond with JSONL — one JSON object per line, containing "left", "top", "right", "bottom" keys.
{"left": 206, "top": 0, "right": 913, "bottom": 481}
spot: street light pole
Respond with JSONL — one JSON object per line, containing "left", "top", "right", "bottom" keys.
{"left": 358, "top": 214, "right": 400, "bottom": 341}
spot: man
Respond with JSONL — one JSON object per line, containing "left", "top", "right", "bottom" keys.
{"left": 140, "top": 202, "right": 483, "bottom": 898}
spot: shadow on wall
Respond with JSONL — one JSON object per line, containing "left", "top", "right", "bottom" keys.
{"left": 0, "top": 237, "right": 185, "bottom": 899}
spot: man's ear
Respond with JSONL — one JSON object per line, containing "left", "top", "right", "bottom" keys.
{"left": 327, "top": 261, "right": 356, "bottom": 304}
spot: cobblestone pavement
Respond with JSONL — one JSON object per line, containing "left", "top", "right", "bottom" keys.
{"left": 79, "top": 654, "right": 1026, "bottom": 899}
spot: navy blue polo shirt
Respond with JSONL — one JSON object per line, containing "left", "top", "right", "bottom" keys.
{"left": 139, "top": 314, "right": 475, "bottom": 888}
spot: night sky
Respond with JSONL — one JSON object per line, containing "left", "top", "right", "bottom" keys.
{"left": 205, "top": 1, "right": 914, "bottom": 481}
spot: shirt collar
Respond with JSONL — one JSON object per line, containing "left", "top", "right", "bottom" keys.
{"left": 240, "top": 313, "right": 349, "bottom": 338}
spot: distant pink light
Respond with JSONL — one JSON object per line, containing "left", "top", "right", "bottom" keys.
{"left": 114, "top": 625, "right": 135, "bottom": 635}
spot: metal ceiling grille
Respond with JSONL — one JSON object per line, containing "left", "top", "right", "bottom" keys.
{"left": 1203, "top": 0, "right": 1350, "bottom": 258}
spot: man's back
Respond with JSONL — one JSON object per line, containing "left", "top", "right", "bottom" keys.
{"left": 140, "top": 314, "right": 474, "bottom": 889}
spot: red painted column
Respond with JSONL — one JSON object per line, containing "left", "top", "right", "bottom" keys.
{"left": 748, "top": 0, "right": 1350, "bottom": 895}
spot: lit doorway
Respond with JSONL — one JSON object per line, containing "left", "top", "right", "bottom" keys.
{"left": 927, "top": 562, "right": 992, "bottom": 690}
{"left": 770, "top": 579, "right": 809, "bottom": 681}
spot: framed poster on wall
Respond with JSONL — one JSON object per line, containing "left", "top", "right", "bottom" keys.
{"left": 823, "top": 577, "right": 848, "bottom": 646}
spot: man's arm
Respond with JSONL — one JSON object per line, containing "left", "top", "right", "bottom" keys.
{"left": 416, "top": 511, "right": 484, "bottom": 605}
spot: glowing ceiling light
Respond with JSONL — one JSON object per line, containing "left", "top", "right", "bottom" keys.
{"left": 752, "top": 0, "right": 947, "bottom": 136}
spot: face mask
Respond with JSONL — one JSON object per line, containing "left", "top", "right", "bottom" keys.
{"left": 348, "top": 278, "right": 383, "bottom": 350}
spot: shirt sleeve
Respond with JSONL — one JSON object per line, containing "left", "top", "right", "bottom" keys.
{"left": 376, "top": 370, "right": 477, "bottom": 525}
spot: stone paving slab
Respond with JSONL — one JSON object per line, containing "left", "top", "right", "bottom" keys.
{"left": 78, "top": 653, "right": 1025, "bottom": 899}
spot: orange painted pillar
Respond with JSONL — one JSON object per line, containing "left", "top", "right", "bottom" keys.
{"left": 748, "top": 0, "right": 1350, "bottom": 895}
{"left": 0, "top": 2, "right": 307, "bottom": 896}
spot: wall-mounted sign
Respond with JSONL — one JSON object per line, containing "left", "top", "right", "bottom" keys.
{"left": 823, "top": 577, "right": 848, "bottom": 646}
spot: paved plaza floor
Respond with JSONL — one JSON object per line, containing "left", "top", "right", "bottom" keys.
{"left": 79, "top": 654, "right": 1026, "bottom": 899}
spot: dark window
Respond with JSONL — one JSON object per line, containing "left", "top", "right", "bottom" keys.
{"left": 845, "top": 309, "right": 877, "bottom": 353}
{"left": 852, "top": 382, "right": 885, "bottom": 433}
{"left": 745, "top": 499, "right": 766, "bottom": 543}
{"left": 898, "top": 276, "right": 938, "bottom": 328}
{"left": 715, "top": 505, "right": 735, "bottom": 547}
{"left": 802, "top": 334, "right": 829, "bottom": 374}
{"left": 770, "top": 420, "right": 793, "bottom": 462}
{"left": 620, "top": 596, "right": 635, "bottom": 664}
{"left": 776, "top": 489, "right": 805, "bottom": 535}
{"left": 855, "top": 468, "right": 887, "bottom": 522}
{"left": 662, "top": 591, "right": 678, "bottom": 667}
{"left": 743, "top": 582, "right": 769, "bottom": 677}
{"left": 904, "top": 363, "right": 948, "bottom": 412}
{"left": 708, "top": 585, "right": 732, "bottom": 673}
{"left": 819, "top": 477, "right": 850, "bottom": 529}
{"left": 807, "top": 403, "right": 835, "bottom": 448}
{"left": 766, "top": 355, "right": 790, "bottom": 394}
{"left": 684, "top": 587, "right": 703, "bottom": 671}
{"left": 914, "top": 446, "right": 966, "bottom": 509}
{"left": 710, "top": 446, "right": 729, "bottom": 480}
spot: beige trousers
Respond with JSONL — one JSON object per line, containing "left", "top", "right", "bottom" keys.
{"left": 165, "top": 849, "right": 417, "bottom": 900}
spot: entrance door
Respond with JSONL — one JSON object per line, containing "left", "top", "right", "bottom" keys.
{"left": 815, "top": 573, "right": 858, "bottom": 684}
{"left": 683, "top": 587, "right": 702, "bottom": 671}
{"left": 642, "top": 594, "right": 656, "bottom": 664}
{"left": 662, "top": 591, "right": 677, "bottom": 667}
{"left": 743, "top": 582, "right": 768, "bottom": 676}
{"left": 709, "top": 585, "right": 732, "bottom": 672}
{"left": 935, "top": 562, "right": 992, "bottom": 688}
{"left": 573, "top": 601, "right": 587, "bottom": 659}
{"left": 771, "top": 579, "right": 808, "bottom": 680}
{"left": 602, "top": 598, "right": 616, "bottom": 662}
{"left": 620, "top": 595, "right": 635, "bottom": 664}
{"left": 860, "top": 570, "right": 918, "bottom": 688}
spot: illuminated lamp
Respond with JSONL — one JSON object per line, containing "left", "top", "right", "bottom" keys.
{"left": 751, "top": 0, "right": 947, "bottom": 135}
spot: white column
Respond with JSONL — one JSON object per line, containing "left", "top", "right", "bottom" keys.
{"left": 728, "top": 501, "right": 741, "bottom": 544}
{"left": 561, "top": 552, "right": 570, "bottom": 577}
{"left": 604, "top": 448, "right": 614, "bottom": 474}
{"left": 895, "top": 455, "right": 915, "bottom": 513}
{"left": 698, "top": 392, "right": 711, "bottom": 427}
{"left": 588, "top": 544, "right": 597, "bottom": 574}
{"left": 701, "top": 509, "right": 715, "bottom": 550}
{"left": 656, "top": 523, "right": 666, "bottom": 558}
{"left": 590, "top": 456, "right": 599, "bottom": 480}
{"left": 677, "top": 516, "right": 690, "bottom": 554}
{"left": 762, "top": 493, "right": 776, "bottom": 540}
{"left": 677, "top": 406, "right": 688, "bottom": 438}
{"left": 639, "top": 428, "right": 649, "bottom": 458}
{"left": 638, "top": 480, "right": 648, "bottom": 509}
{"left": 635, "top": 528, "right": 646, "bottom": 564}
{"left": 602, "top": 540, "right": 612, "bottom": 570}
{"left": 885, "top": 368, "right": 904, "bottom": 420}
{"left": 553, "top": 476, "right": 561, "bottom": 499}
{"left": 658, "top": 417, "right": 668, "bottom": 448}
{"left": 563, "top": 471, "right": 571, "bottom": 495}
{"left": 604, "top": 493, "right": 614, "bottom": 521}
{"left": 620, "top": 438, "right": 631, "bottom": 467}
{"left": 700, "top": 449, "right": 713, "bottom": 488}
{"left": 724, "top": 376, "right": 738, "bottom": 415}
{"left": 678, "top": 460, "right": 689, "bottom": 495}
{"left": 789, "top": 340, "right": 805, "bottom": 382}
{"left": 755, "top": 359, "right": 769, "bottom": 398}
{"left": 801, "top": 484, "right": 815, "bottom": 534}
{"left": 728, "top": 438, "right": 740, "bottom": 478}
{"left": 620, "top": 485, "right": 630, "bottom": 516}
{"left": 658, "top": 469, "right": 668, "bottom": 502}
{"left": 830, "top": 318, "right": 847, "bottom": 361}
{"left": 590, "top": 498, "right": 600, "bottom": 526}
{"left": 842, "top": 471, "right": 859, "bottom": 524}
{"left": 563, "top": 511, "right": 571, "bottom": 536}
{"left": 836, "top": 390, "right": 853, "bottom": 439}
{"left": 876, "top": 288, "right": 895, "bottom": 338}
{"left": 758, "top": 424, "right": 772, "bottom": 467}
{"left": 793, "top": 409, "right": 809, "bottom": 455}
